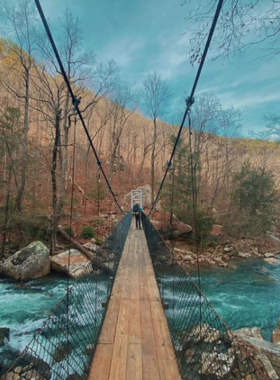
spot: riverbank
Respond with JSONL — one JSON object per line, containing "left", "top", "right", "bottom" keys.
{"left": 165, "top": 235, "right": 280, "bottom": 270}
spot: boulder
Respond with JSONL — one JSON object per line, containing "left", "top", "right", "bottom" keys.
{"left": 200, "top": 352, "right": 234, "bottom": 378}
{"left": 174, "top": 248, "right": 183, "bottom": 253}
{"left": 224, "top": 246, "right": 232, "bottom": 253}
{"left": 265, "top": 252, "right": 276, "bottom": 258}
{"left": 0, "top": 241, "right": 50, "bottom": 281}
{"left": 233, "top": 334, "right": 280, "bottom": 379}
{"left": 83, "top": 242, "right": 99, "bottom": 253}
{"left": 234, "top": 327, "right": 264, "bottom": 340}
{"left": 0, "top": 327, "right": 9, "bottom": 346}
{"left": 3, "top": 352, "right": 51, "bottom": 380}
{"left": 272, "top": 320, "right": 280, "bottom": 344}
{"left": 257, "top": 353, "right": 279, "bottom": 380}
{"left": 264, "top": 257, "right": 280, "bottom": 265}
{"left": 218, "top": 261, "right": 228, "bottom": 268}
{"left": 181, "top": 324, "right": 220, "bottom": 346}
{"left": 4, "top": 367, "right": 46, "bottom": 380}
{"left": 182, "top": 255, "right": 192, "bottom": 261}
{"left": 238, "top": 252, "right": 252, "bottom": 258}
{"left": 51, "top": 249, "right": 92, "bottom": 279}
{"left": 206, "top": 258, "right": 216, "bottom": 266}
{"left": 158, "top": 222, "right": 192, "bottom": 240}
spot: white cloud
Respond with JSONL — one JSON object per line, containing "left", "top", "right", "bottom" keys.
{"left": 98, "top": 37, "right": 146, "bottom": 67}
{"left": 222, "top": 91, "right": 280, "bottom": 109}
{"left": 149, "top": 33, "right": 192, "bottom": 80}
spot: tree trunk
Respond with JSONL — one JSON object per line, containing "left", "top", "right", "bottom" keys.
{"left": 57, "top": 226, "right": 113, "bottom": 274}
{"left": 60, "top": 91, "right": 71, "bottom": 203}
{"left": 51, "top": 109, "right": 61, "bottom": 254}
{"left": 1, "top": 165, "right": 12, "bottom": 257}
{"left": 15, "top": 68, "right": 30, "bottom": 212}
{"left": 151, "top": 118, "right": 157, "bottom": 206}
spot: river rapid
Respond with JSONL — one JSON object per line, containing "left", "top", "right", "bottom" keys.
{"left": 193, "top": 256, "right": 280, "bottom": 341}
{"left": 1, "top": 257, "right": 280, "bottom": 374}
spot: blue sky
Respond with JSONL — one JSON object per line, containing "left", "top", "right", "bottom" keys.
{"left": 6, "top": 0, "right": 280, "bottom": 137}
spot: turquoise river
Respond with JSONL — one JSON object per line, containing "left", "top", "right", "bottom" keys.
{"left": 0, "top": 257, "right": 280, "bottom": 374}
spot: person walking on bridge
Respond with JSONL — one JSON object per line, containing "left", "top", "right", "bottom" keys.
{"left": 132, "top": 203, "right": 142, "bottom": 229}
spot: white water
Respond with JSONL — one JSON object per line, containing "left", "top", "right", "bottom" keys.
{"left": 0, "top": 275, "right": 71, "bottom": 374}
{"left": 1, "top": 257, "right": 280, "bottom": 375}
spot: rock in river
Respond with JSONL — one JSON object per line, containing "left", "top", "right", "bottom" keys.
{"left": 272, "top": 319, "right": 280, "bottom": 344}
{"left": 0, "top": 241, "right": 50, "bottom": 281}
{"left": 51, "top": 249, "right": 92, "bottom": 278}
{"left": 0, "top": 327, "right": 9, "bottom": 347}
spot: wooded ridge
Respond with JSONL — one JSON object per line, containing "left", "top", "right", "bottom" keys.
{"left": 0, "top": 2, "right": 280, "bottom": 256}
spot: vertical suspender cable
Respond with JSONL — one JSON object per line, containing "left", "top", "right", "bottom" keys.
{"left": 169, "top": 165, "right": 176, "bottom": 333}
{"left": 187, "top": 111, "right": 202, "bottom": 292}
{"left": 66, "top": 113, "right": 77, "bottom": 375}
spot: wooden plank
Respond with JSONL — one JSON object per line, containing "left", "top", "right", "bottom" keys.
{"left": 128, "top": 299, "right": 141, "bottom": 345}
{"left": 122, "top": 239, "right": 133, "bottom": 300}
{"left": 111, "top": 239, "right": 130, "bottom": 298}
{"left": 138, "top": 242, "right": 149, "bottom": 301}
{"left": 140, "top": 300, "right": 160, "bottom": 380}
{"left": 129, "top": 244, "right": 140, "bottom": 300}
{"left": 88, "top": 343, "right": 113, "bottom": 380}
{"left": 109, "top": 300, "right": 129, "bottom": 380}
{"left": 140, "top": 236, "right": 160, "bottom": 302}
{"left": 151, "top": 301, "right": 181, "bottom": 380}
{"left": 98, "top": 298, "right": 120, "bottom": 344}
{"left": 127, "top": 343, "right": 142, "bottom": 380}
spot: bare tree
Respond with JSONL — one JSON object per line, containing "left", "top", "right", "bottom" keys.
{"left": 208, "top": 107, "right": 243, "bottom": 210}
{"left": 263, "top": 114, "right": 280, "bottom": 141}
{"left": 138, "top": 124, "right": 153, "bottom": 182}
{"left": 0, "top": 103, "right": 21, "bottom": 255}
{"left": 57, "top": 11, "right": 119, "bottom": 198}
{"left": 106, "top": 81, "right": 136, "bottom": 181}
{"left": 183, "top": 0, "right": 280, "bottom": 62}
{"left": 30, "top": 58, "right": 65, "bottom": 252}
{"left": 0, "top": 0, "right": 38, "bottom": 212}
{"left": 141, "top": 71, "right": 171, "bottom": 205}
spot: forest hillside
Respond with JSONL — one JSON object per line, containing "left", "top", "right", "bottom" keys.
{"left": 0, "top": 6, "right": 280, "bottom": 259}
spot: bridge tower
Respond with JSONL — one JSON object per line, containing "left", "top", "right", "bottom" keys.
{"left": 130, "top": 189, "right": 143, "bottom": 210}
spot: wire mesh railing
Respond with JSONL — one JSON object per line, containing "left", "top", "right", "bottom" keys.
{"left": 2, "top": 212, "right": 132, "bottom": 380}
{"left": 141, "top": 213, "right": 270, "bottom": 380}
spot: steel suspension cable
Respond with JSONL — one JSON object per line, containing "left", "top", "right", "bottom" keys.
{"left": 148, "top": 0, "right": 224, "bottom": 216}
{"left": 34, "top": 0, "right": 124, "bottom": 215}
{"left": 66, "top": 113, "right": 77, "bottom": 376}
{"left": 187, "top": 111, "right": 203, "bottom": 335}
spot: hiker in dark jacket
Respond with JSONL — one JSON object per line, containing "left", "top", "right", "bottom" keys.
{"left": 132, "top": 203, "right": 142, "bottom": 229}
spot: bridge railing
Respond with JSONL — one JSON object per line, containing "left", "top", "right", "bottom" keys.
{"left": 142, "top": 213, "right": 269, "bottom": 380}
{"left": 2, "top": 212, "right": 132, "bottom": 380}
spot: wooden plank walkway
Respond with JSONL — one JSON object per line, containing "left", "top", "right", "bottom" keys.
{"left": 89, "top": 222, "right": 181, "bottom": 380}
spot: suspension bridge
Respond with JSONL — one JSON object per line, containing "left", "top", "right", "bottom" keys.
{"left": 2, "top": 213, "right": 271, "bottom": 380}
{"left": 89, "top": 222, "right": 180, "bottom": 380}
{"left": 1, "top": 0, "right": 277, "bottom": 379}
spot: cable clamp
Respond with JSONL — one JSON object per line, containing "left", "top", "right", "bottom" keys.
{"left": 167, "top": 161, "right": 172, "bottom": 169}
{"left": 73, "top": 96, "right": 81, "bottom": 110}
{"left": 186, "top": 96, "right": 195, "bottom": 108}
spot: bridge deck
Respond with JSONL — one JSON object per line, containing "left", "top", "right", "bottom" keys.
{"left": 89, "top": 222, "right": 181, "bottom": 380}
